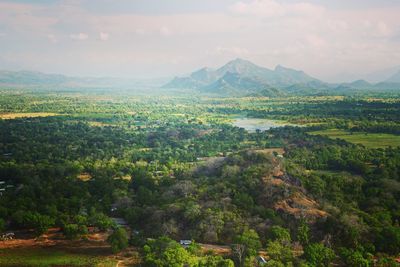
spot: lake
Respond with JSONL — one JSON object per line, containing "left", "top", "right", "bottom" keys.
{"left": 232, "top": 118, "right": 293, "bottom": 132}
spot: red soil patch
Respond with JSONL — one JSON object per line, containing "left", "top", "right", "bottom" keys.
{"left": 199, "top": 243, "right": 231, "bottom": 255}
{"left": 274, "top": 192, "right": 328, "bottom": 220}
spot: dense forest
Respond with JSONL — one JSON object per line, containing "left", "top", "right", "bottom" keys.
{"left": 0, "top": 90, "right": 399, "bottom": 266}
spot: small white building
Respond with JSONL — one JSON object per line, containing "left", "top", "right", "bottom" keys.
{"left": 179, "top": 240, "right": 192, "bottom": 247}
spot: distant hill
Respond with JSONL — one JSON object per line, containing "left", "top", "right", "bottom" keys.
{"left": 330, "top": 80, "right": 372, "bottom": 92}
{"left": 0, "top": 70, "right": 69, "bottom": 86}
{"left": 386, "top": 70, "right": 400, "bottom": 83}
{"left": 333, "top": 79, "right": 400, "bottom": 93}
{"left": 163, "top": 58, "right": 320, "bottom": 96}
{"left": 0, "top": 70, "right": 170, "bottom": 91}
{"left": 201, "top": 71, "right": 281, "bottom": 97}
{"left": 348, "top": 79, "right": 373, "bottom": 89}
{"left": 363, "top": 65, "right": 400, "bottom": 83}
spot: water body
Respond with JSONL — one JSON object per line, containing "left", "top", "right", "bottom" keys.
{"left": 232, "top": 118, "right": 293, "bottom": 132}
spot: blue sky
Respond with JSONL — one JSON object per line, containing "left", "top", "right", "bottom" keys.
{"left": 0, "top": 0, "right": 399, "bottom": 82}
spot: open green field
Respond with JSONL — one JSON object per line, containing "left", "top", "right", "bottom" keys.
{"left": 308, "top": 129, "right": 400, "bottom": 148}
{"left": 0, "top": 248, "right": 116, "bottom": 267}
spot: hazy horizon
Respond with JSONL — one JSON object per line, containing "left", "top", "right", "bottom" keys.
{"left": 1, "top": 0, "right": 400, "bottom": 82}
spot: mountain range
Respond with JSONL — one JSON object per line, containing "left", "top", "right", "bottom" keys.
{"left": 163, "top": 58, "right": 319, "bottom": 96}
{"left": 1, "top": 59, "right": 399, "bottom": 96}
{"left": 163, "top": 58, "right": 400, "bottom": 96}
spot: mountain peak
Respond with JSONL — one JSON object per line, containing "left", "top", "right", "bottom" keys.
{"left": 275, "top": 64, "right": 287, "bottom": 71}
{"left": 226, "top": 58, "right": 255, "bottom": 66}
{"left": 217, "top": 58, "right": 268, "bottom": 77}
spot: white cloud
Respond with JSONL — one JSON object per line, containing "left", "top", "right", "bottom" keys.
{"left": 289, "top": 2, "right": 325, "bottom": 17}
{"left": 360, "top": 20, "right": 394, "bottom": 38}
{"left": 327, "top": 20, "right": 348, "bottom": 32}
{"left": 230, "top": 0, "right": 285, "bottom": 17}
{"left": 47, "top": 34, "right": 58, "bottom": 43}
{"left": 376, "top": 21, "right": 391, "bottom": 37}
{"left": 69, "top": 32, "right": 88, "bottom": 40}
{"left": 99, "top": 32, "right": 109, "bottom": 41}
{"left": 135, "top": 28, "right": 147, "bottom": 35}
{"left": 306, "top": 34, "right": 326, "bottom": 48}
{"left": 159, "top": 26, "right": 172, "bottom": 36}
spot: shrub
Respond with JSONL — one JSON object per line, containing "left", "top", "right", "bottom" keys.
{"left": 107, "top": 227, "right": 129, "bottom": 253}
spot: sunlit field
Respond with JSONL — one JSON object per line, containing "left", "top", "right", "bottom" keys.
{"left": 308, "top": 129, "right": 400, "bottom": 148}
{"left": 0, "top": 113, "right": 59, "bottom": 119}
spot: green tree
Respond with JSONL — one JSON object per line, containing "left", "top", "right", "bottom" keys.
{"left": 269, "top": 226, "right": 291, "bottom": 244}
{"left": 163, "top": 246, "right": 194, "bottom": 267}
{"left": 143, "top": 236, "right": 196, "bottom": 267}
{"left": 303, "top": 243, "right": 335, "bottom": 267}
{"left": 232, "top": 229, "right": 262, "bottom": 266}
{"left": 198, "top": 256, "right": 234, "bottom": 267}
{"left": 89, "top": 212, "right": 115, "bottom": 231}
{"left": 63, "top": 224, "right": 88, "bottom": 240}
{"left": 266, "top": 240, "right": 293, "bottom": 264}
{"left": 375, "top": 226, "right": 400, "bottom": 255}
{"left": 107, "top": 227, "right": 129, "bottom": 253}
{"left": 339, "top": 248, "right": 371, "bottom": 267}
{"left": 265, "top": 259, "right": 285, "bottom": 267}
{"left": 25, "top": 213, "right": 54, "bottom": 237}
{"left": 0, "top": 218, "right": 5, "bottom": 233}
{"left": 297, "top": 221, "right": 310, "bottom": 246}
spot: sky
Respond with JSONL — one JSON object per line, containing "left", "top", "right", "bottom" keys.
{"left": 0, "top": 0, "right": 400, "bottom": 82}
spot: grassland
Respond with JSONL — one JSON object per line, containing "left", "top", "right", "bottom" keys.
{"left": 308, "top": 129, "right": 400, "bottom": 148}
{"left": 0, "top": 247, "right": 116, "bottom": 267}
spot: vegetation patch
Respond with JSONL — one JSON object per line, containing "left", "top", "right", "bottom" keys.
{"left": 0, "top": 112, "right": 59, "bottom": 119}
{"left": 308, "top": 128, "right": 400, "bottom": 148}
{"left": 0, "top": 247, "right": 116, "bottom": 267}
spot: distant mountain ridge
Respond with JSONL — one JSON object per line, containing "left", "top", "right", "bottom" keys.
{"left": 0, "top": 70, "right": 69, "bottom": 85}
{"left": 163, "top": 58, "right": 400, "bottom": 96}
{"left": 363, "top": 65, "right": 400, "bottom": 83}
{"left": 163, "top": 58, "right": 319, "bottom": 96}
{"left": 386, "top": 70, "right": 400, "bottom": 83}
{"left": 1, "top": 60, "right": 399, "bottom": 96}
{"left": 0, "top": 70, "right": 170, "bottom": 90}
